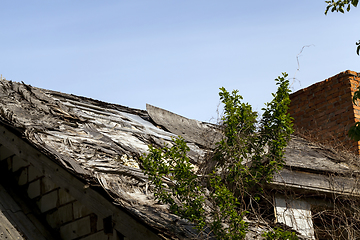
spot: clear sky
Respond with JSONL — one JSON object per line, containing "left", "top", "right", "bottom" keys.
{"left": 1, "top": 1, "right": 359, "bottom": 122}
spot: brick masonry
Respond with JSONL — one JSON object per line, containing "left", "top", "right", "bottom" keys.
{"left": 289, "top": 70, "right": 360, "bottom": 153}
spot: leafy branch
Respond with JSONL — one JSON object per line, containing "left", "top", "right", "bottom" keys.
{"left": 142, "top": 73, "right": 295, "bottom": 239}
{"left": 325, "top": 0, "right": 360, "bottom": 55}
{"left": 325, "top": 0, "right": 358, "bottom": 14}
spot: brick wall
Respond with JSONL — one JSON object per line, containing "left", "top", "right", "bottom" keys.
{"left": 289, "top": 70, "right": 360, "bottom": 153}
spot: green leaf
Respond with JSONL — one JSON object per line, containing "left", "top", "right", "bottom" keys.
{"left": 349, "top": 122, "right": 360, "bottom": 141}
{"left": 143, "top": 72, "right": 294, "bottom": 239}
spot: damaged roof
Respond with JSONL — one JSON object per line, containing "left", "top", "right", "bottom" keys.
{"left": 0, "top": 79, "right": 359, "bottom": 239}
{"left": 0, "top": 79, "right": 219, "bottom": 239}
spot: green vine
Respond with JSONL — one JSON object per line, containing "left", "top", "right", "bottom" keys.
{"left": 142, "top": 73, "right": 294, "bottom": 239}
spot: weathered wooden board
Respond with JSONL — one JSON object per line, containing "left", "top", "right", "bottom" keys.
{"left": 275, "top": 196, "right": 315, "bottom": 239}
{"left": 272, "top": 168, "right": 360, "bottom": 195}
{"left": 2, "top": 78, "right": 360, "bottom": 240}
{"left": 147, "top": 104, "right": 222, "bottom": 148}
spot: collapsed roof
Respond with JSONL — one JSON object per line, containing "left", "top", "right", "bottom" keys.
{"left": 0, "top": 79, "right": 359, "bottom": 239}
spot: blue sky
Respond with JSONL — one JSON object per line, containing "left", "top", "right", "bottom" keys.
{"left": 0, "top": 1, "right": 359, "bottom": 122}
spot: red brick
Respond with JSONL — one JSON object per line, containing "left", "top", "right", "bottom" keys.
{"left": 289, "top": 71, "right": 360, "bottom": 154}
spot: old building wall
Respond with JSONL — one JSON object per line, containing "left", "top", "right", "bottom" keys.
{"left": 289, "top": 70, "right": 360, "bottom": 153}
{"left": 0, "top": 145, "right": 126, "bottom": 240}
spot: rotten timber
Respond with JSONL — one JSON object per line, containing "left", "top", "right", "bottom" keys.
{"left": 1, "top": 78, "right": 360, "bottom": 239}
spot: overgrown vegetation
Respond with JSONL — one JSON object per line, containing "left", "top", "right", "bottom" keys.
{"left": 141, "top": 2, "right": 360, "bottom": 239}
{"left": 142, "top": 73, "right": 296, "bottom": 239}
{"left": 262, "top": 227, "right": 298, "bottom": 240}
{"left": 312, "top": 197, "right": 360, "bottom": 240}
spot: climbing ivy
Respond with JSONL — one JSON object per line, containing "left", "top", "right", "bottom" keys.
{"left": 142, "top": 73, "right": 295, "bottom": 239}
